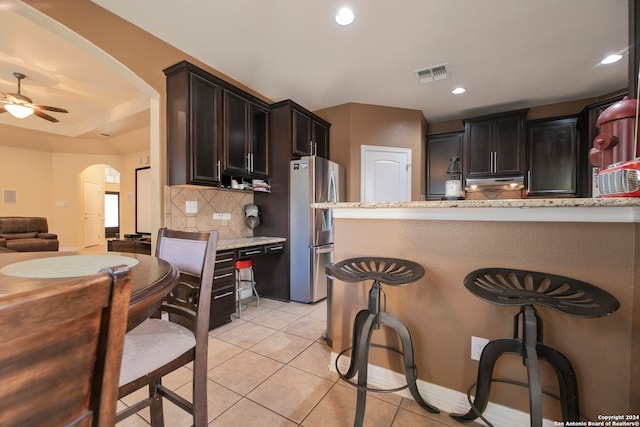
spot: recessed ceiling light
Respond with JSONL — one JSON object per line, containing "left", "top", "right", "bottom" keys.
{"left": 601, "top": 54, "right": 623, "bottom": 65}
{"left": 451, "top": 87, "right": 466, "bottom": 95}
{"left": 335, "top": 7, "right": 355, "bottom": 26}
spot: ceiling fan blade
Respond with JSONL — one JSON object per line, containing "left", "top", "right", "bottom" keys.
{"left": 0, "top": 105, "right": 6, "bottom": 113}
{"left": 32, "top": 104, "right": 68, "bottom": 114}
{"left": 33, "top": 109, "right": 59, "bottom": 123}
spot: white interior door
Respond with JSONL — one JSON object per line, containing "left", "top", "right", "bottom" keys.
{"left": 83, "top": 180, "right": 102, "bottom": 247}
{"left": 361, "top": 145, "right": 411, "bottom": 202}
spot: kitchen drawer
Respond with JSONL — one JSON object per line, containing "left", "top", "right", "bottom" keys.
{"left": 210, "top": 284, "right": 235, "bottom": 329}
{"left": 237, "top": 246, "right": 264, "bottom": 258}
{"left": 264, "top": 242, "right": 285, "bottom": 254}
{"left": 215, "top": 250, "right": 235, "bottom": 269}
{"left": 213, "top": 250, "right": 235, "bottom": 289}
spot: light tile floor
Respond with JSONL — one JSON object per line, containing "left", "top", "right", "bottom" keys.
{"left": 116, "top": 297, "right": 480, "bottom": 426}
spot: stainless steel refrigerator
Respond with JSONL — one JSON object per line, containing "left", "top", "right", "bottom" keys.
{"left": 290, "top": 156, "right": 345, "bottom": 303}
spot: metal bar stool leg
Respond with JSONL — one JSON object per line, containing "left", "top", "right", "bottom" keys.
{"left": 523, "top": 306, "right": 543, "bottom": 427}
{"left": 379, "top": 312, "right": 439, "bottom": 413}
{"left": 450, "top": 338, "right": 522, "bottom": 422}
{"left": 354, "top": 312, "right": 377, "bottom": 427}
{"left": 537, "top": 344, "right": 580, "bottom": 421}
{"left": 342, "top": 309, "right": 375, "bottom": 379}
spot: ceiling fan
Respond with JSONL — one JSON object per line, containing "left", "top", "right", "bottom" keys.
{"left": 0, "top": 72, "right": 68, "bottom": 122}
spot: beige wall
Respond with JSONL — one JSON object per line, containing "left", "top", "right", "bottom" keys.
{"left": 0, "top": 145, "right": 53, "bottom": 218}
{"left": 316, "top": 103, "right": 427, "bottom": 201}
{"left": 331, "top": 218, "right": 639, "bottom": 417}
{"left": 0, "top": 143, "right": 148, "bottom": 250}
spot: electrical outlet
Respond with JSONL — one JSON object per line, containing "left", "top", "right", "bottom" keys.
{"left": 471, "top": 336, "right": 489, "bottom": 361}
{"left": 222, "top": 213, "right": 231, "bottom": 220}
{"left": 185, "top": 201, "right": 198, "bottom": 214}
{"left": 213, "top": 213, "right": 222, "bottom": 220}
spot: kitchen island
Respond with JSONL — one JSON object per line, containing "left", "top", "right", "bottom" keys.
{"left": 318, "top": 198, "right": 639, "bottom": 424}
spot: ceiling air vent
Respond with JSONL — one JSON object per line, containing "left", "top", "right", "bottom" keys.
{"left": 416, "top": 64, "right": 448, "bottom": 84}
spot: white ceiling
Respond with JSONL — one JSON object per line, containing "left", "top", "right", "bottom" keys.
{"left": 0, "top": 0, "right": 630, "bottom": 154}
{"left": 0, "top": 0, "right": 152, "bottom": 154}
{"left": 92, "top": 0, "right": 629, "bottom": 121}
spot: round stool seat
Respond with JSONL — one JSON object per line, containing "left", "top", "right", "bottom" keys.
{"left": 465, "top": 267, "right": 619, "bottom": 317}
{"left": 235, "top": 259, "right": 253, "bottom": 270}
{"left": 327, "top": 257, "right": 424, "bottom": 286}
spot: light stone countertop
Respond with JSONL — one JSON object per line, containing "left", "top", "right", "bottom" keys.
{"left": 217, "top": 236, "right": 286, "bottom": 251}
{"left": 313, "top": 197, "right": 640, "bottom": 209}
{"left": 313, "top": 198, "right": 640, "bottom": 223}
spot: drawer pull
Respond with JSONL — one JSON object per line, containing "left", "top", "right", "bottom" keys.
{"left": 213, "top": 291, "right": 234, "bottom": 299}
{"left": 216, "top": 257, "right": 234, "bottom": 264}
{"left": 242, "top": 249, "right": 262, "bottom": 256}
{"left": 214, "top": 272, "right": 233, "bottom": 280}
{"left": 268, "top": 245, "right": 284, "bottom": 251}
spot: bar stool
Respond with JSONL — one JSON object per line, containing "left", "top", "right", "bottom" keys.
{"left": 327, "top": 257, "right": 439, "bottom": 427}
{"left": 450, "top": 268, "right": 619, "bottom": 427}
{"left": 235, "top": 258, "right": 259, "bottom": 318}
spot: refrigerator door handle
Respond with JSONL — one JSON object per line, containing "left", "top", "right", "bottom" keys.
{"left": 315, "top": 245, "right": 334, "bottom": 254}
{"left": 329, "top": 171, "right": 338, "bottom": 203}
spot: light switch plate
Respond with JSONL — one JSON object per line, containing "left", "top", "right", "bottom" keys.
{"left": 213, "top": 213, "right": 223, "bottom": 220}
{"left": 185, "top": 201, "right": 198, "bottom": 214}
{"left": 222, "top": 213, "right": 231, "bottom": 220}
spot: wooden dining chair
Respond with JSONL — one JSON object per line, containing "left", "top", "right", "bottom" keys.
{"left": 117, "top": 228, "right": 218, "bottom": 427}
{"left": 0, "top": 265, "right": 133, "bottom": 427}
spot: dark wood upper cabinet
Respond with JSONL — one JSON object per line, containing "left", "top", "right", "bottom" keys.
{"left": 250, "top": 104, "right": 269, "bottom": 176}
{"left": 464, "top": 110, "right": 527, "bottom": 179}
{"left": 293, "top": 109, "right": 312, "bottom": 156}
{"left": 312, "top": 120, "right": 330, "bottom": 159}
{"left": 223, "top": 90, "right": 249, "bottom": 176}
{"left": 426, "top": 132, "right": 463, "bottom": 200}
{"left": 164, "top": 61, "right": 270, "bottom": 186}
{"left": 284, "top": 100, "right": 330, "bottom": 158}
{"left": 165, "top": 68, "right": 222, "bottom": 186}
{"left": 526, "top": 117, "right": 578, "bottom": 197}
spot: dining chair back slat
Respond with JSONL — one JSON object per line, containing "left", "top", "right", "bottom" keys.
{"left": 0, "top": 265, "right": 132, "bottom": 427}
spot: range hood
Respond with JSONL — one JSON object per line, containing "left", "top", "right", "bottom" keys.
{"left": 465, "top": 176, "right": 524, "bottom": 191}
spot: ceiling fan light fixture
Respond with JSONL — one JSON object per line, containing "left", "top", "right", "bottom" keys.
{"left": 4, "top": 103, "right": 34, "bottom": 119}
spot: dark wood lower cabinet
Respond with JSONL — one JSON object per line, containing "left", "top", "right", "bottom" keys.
{"left": 210, "top": 250, "right": 235, "bottom": 329}
{"left": 107, "top": 239, "right": 151, "bottom": 255}
{"left": 208, "top": 243, "right": 287, "bottom": 328}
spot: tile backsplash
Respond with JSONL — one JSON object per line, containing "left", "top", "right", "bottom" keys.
{"left": 164, "top": 186, "right": 254, "bottom": 239}
{"left": 464, "top": 189, "right": 523, "bottom": 200}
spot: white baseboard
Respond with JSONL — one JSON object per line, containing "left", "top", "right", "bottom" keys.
{"left": 329, "top": 351, "right": 556, "bottom": 427}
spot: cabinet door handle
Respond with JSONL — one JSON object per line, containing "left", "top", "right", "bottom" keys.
{"left": 491, "top": 151, "right": 497, "bottom": 174}
{"left": 216, "top": 160, "right": 221, "bottom": 181}
{"left": 250, "top": 153, "right": 254, "bottom": 172}
{"left": 214, "top": 272, "right": 233, "bottom": 280}
{"left": 214, "top": 291, "right": 234, "bottom": 300}
{"left": 527, "top": 170, "right": 531, "bottom": 191}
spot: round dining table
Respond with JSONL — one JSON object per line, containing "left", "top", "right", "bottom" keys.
{"left": 0, "top": 251, "right": 179, "bottom": 331}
